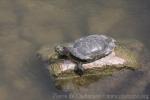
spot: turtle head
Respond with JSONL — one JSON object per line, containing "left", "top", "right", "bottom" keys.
{"left": 55, "top": 45, "right": 69, "bottom": 56}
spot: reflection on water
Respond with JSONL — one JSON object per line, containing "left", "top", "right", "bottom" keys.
{"left": 0, "top": 0, "right": 150, "bottom": 100}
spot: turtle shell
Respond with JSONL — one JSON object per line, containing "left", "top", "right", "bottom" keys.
{"left": 67, "top": 34, "right": 116, "bottom": 61}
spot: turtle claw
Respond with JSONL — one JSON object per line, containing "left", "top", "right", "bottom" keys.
{"left": 74, "top": 63, "right": 84, "bottom": 76}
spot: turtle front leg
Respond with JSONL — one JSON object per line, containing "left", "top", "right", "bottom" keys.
{"left": 74, "top": 62, "right": 85, "bottom": 76}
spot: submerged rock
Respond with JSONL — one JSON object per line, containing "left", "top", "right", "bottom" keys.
{"left": 37, "top": 39, "right": 144, "bottom": 88}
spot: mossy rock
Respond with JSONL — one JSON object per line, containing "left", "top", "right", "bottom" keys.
{"left": 54, "top": 67, "right": 125, "bottom": 89}
{"left": 38, "top": 39, "right": 145, "bottom": 88}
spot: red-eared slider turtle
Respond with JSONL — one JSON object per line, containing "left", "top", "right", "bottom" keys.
{"left": 55, "top": 34, "right": 116, "bottom": 76}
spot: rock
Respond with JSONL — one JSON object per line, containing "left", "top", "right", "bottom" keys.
{"left": 47, "top": 51, "right": 125, "bottom": 75}
{"left": 37, "top": 39, "right": 144, "bottom": 87}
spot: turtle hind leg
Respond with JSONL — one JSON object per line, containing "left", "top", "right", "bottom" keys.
{"left": 74, "top": 62, "right": 85, "bottom": 76}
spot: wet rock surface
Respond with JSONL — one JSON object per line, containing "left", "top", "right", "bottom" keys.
{"left": 37, "top": 39, "right": 147, "bottom": 90}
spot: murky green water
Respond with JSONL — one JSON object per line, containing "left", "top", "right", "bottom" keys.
{"left": 0, "top": 0, "right": 150, "bottom": 100}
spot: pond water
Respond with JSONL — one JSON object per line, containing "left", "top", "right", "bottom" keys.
{"left": 0, "top": 0, "right": 150, "bottom": 100}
